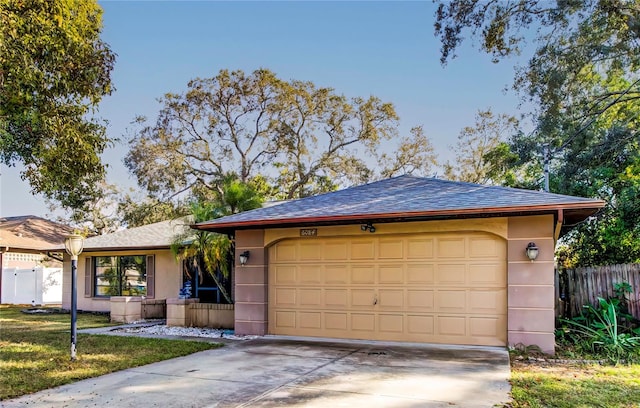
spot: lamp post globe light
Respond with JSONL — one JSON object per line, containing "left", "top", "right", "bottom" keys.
{"left": 65, "top": 234, "right": 84, "bottom": 361}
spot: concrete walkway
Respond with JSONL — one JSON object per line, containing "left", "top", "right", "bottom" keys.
{"left": 2, "top": 335, "right": 511, "bottom": 407}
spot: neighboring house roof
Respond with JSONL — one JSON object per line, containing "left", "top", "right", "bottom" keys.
{"left": 49, "top": 217, "right": 192, "bottom": 253}
{"left": 0, "top": 216, "right": 73, "bottom": 252}
{"left": 194, "top": 175, "right": 605, "bottom": 233}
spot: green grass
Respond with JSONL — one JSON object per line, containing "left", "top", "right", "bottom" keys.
{"left": 509, "top": 359, "right": 640, "bottom": 407}
{"left": 0, "top": 305, "right": 221, "bottom": 400}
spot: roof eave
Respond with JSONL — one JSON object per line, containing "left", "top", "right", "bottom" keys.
{"left": 2, "top": 246, "right": 52, "bottom": 254}
{"left": 194, "top": 201, "right": 605, "bottom": 233}
{"left": 45, "top": 245, "right": 172, "bottom": 253}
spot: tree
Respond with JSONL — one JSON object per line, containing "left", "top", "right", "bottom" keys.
{"left": 378, "top": 126, "right": 438, "bottom": 179}
{"left": 125, "top": 68, "right": 400, "bottom": 202}
{"left": 443, "top": 109, "right": 519, "bottom": 184}
{"left": 64, "top": 182, "right": 122, "bottom": 235}
{"left": 171, "top": 177, "right": 264, "bottom": 304}
{"left": 0, "top": 0, "right": 115, "bottom": 209}
{"left": 118, "top": 195, "right": 189, "bottom": 229}
{"left": 435, "top": 0, "right": 639, "bottom": 155}
{"left": 272, "top": 79, "right": 399, "bottom": 198}
{"left": 203, "top": 173, "right": 264, "bottom": 215}
{"left": 435, "top": 0, "right": 640, "bottom": 266}
{"left": 553, "top": 125, "right": 640, "bottom": 266}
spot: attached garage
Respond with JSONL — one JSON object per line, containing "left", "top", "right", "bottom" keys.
{"left": 269, "top": 232, "right": 506, "bottom": 346}
{"left": 194, "top": 175, "right": 605, "bottom": 353}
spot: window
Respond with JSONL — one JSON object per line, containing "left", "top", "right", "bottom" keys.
{"left": 94, "top": 256, "right": 147, "bottom": 297}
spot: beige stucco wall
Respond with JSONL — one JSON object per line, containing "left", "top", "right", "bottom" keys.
{"left": 235, "top": 215, "right": 558, "bottom": 353}
{"left": 62, "top": 249, "right": 181, "bottom": 312}
{"left": 506, "top": 214, "right": 556, "bottom": 353}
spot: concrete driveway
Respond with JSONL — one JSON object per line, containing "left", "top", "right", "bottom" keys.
{"left": 2, "top": 337, "right": 511, "bottom": 407}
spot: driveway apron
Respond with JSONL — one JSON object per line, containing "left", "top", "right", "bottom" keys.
{"left": 2, "top": 337, "right": 511, "bottom": 407}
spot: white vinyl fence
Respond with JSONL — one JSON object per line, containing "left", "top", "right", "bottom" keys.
{"left": 1, "top": 267, "right": 63, "bottom": 305}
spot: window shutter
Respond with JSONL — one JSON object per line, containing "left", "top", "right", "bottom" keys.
{"left": 146, "top": 255, "right": 155, "bottom": 298}
{"left": 84, "top": 257, "right": 93, "bottom": 298}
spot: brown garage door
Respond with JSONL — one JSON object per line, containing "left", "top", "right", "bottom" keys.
{"left": 268, "top": 232, "right": 507, "bottom": 346}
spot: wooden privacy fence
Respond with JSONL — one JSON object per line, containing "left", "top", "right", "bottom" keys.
{"left": 556, "top": 264, "right": 640, "bottom": 320}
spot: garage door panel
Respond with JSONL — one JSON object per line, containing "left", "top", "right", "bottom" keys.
{"left": 351, "top": 241, "right": 375, "bottom": 259}
{"left": 379, "top": 239, "right": 403, "bottom": 259}
{"left": 438, "top": 238, "right": 466, "bottom": 258}
{"left": 325, "top": 241, "right": 349, "bottom": 260}
{"left": 351, "top": 266, "right": 375, "bottom": 284}
{"left": 274, "top": 288, "right": 296, "bottom": 306}
{"left": 407, "top": 315, "right": 435, "bottom": 334}
{"left": 407, "top": 238, "right": 434, "bottom": 259}
{"left": 299, "top": 288, "right": 321, "bottom": 306}
{"left": 269, "top": 232, "right": 506, "bottom": 347}
{"left": 351, "top": 289, "right": 375, "bottom": 307}
{"left": 325, "top": 289, "right": 348, "bottom": 307}
{"left": 299, "top": 265, "right": 322, "bottom": 284}
{"left": 299, "top": 312, "right": 322, "bottom": 329}
{"left": 469, "top": 237, "right": 503, "bottom": 258}
{"left": 469, "top": 290, "right": 507, "bottom": 315}
{"left": 407, "top": 290, "right": 435, "bottom": 310}
{"left": 273, "top": 265, "right": 296, "bottom": 284}
{"left": 438, "top": 316, "right": 467, "bottom": 336}
{"left": 325, "top": 265, "right": 348, "bottom": 284}
{"left": 274, "top": 243, "right": 297, "bottom": 261}
{"left": 325, "top": 312, "right": 348, "bottom": 330}
{"left": 470, "top": 316, "right": 500, "bottom": 337}
{"left": 299, "top": 242, "right": 321, "bottom": 260}
{"left": 407, "top": 264, "right": 435, "bottom": 284}
{"left": 379, "top": 289, "right": 404, "bottom": 308}
{"left": 379, "top": 265, "right": 403, "bottom": 284}
{"left": 275, "top": 311, "right": 296, "bottom": 328}
{"left": 379, "top": 314, "right": 403, "bottom": 333}
{"left": 437, "top": 264, "right": 466, "bottom": 284}
{"left": 351, "top": 313, "right": 375, "bottom": 331}
{"left": 436, "top": 290, "right": 467, "bottom": 312}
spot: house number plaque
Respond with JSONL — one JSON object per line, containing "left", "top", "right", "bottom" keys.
{"left": 300, "top": 228, "right": 317, "bottom": 237}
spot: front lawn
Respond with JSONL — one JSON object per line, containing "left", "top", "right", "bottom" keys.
{"left": 0, "top": 305, "right": 221, "bottom": 400}
{"left": 509, "top": 358, "right": 640, "bottom": 407}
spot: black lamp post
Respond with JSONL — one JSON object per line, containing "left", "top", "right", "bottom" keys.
{"left": 65, "top": 234, "right": 84, "bottom": 361}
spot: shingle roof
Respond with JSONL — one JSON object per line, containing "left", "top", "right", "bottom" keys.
{"left": 49, "top": 217, "right": 192, "bottom": 252}
{"left": 0, "top": 216, "right": 73, "bottom": 251}
{"left": 195, "top": 175, "right": 605, "bottom": 232}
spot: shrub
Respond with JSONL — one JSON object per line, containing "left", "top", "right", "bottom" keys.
{"left": 559, "top": 297, "right": 640, "bottom": 363}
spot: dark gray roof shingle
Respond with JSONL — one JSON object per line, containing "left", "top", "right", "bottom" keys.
{"left": 49, "top": 218, "right": 192, "bottom": 252}
{"left": 196, "top": 175, "right": 604, "bottom": 231}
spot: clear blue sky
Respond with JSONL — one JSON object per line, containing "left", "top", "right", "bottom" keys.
{"left": 0, "top": 0, "right": 528, "bottom": 219}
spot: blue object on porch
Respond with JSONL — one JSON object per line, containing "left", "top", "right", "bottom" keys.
{"left": 178, "top": 281, "right": 192, "bottom": 299}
